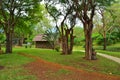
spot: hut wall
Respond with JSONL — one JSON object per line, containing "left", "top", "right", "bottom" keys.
{"left": 35, "top": 41, "right": 53, "bottom": 49}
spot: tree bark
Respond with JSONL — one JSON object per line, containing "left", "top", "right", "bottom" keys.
{"left": 69, "top": 29, "right": 74, "bottom": 54}
{"left": 0, "top": 43, "right": 1, "bottom": 50}
{"left": 18, "top": 38, "right": 23, "bottom": 46}
{"left": 61, "top": 29, "right": 74, "bottom": 55}
{"left": 84, "top": 31, "right": 92, "bottom": 59}
{"left": 103, "top": 37, "right": 107, "bottom": 50}
{"left": 61, "top": 36, "right": 65, "bottom": 54}
{"left": 5, "top": 32, "right": 13, "bottom": 53}
{"left": 65, "top": 29, "right": 69, "bottom": 54}
{"left": 102, "top": 11, "right": 107, "bottom": 50}
{"left": 84, "top": 22, "right": 93, "bottom": 60}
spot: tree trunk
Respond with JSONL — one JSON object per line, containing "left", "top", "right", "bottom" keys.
{"left": 103, "top": 37, "right": 107, "bottom": 50}
{"left": 5, "top": 33, "right": 13, "bottom": 53}
{"left": 18, "top": 38, "right": 22, "bottom": 46}
{"left": 65, "top": 29, "right": 69, "bottom": 54}
{"left": 61, "top": 28, "right": 74, "bottom": 55}
{"left": 103, "top": 31, "right": 107, "bottom": 50}
{"left": 61, "top": 29, "right": 71, "bottom": 55}
{"left": 84, "top": 22, "right": 94, "bottom": 60}
{"left": 61, "top": 36, "right": 65, "bottom": 54}
{"left": 18, "top": 35, "right": 24, "bottom": 46}
{"left": 61, "top": 36, "right": 67, "bottom": 55}
{"left": 69, "top": 29, "right": 74, "bottom": 54}
{"left": 0, "top": 43, "right": 1, "bottom": 50}
{"left": 85, "top": 30, "right": 92, "bottom": 60}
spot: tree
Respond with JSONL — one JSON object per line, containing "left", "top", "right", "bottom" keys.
{"left": 108, "top": 2, "right": 120, "bottom": 33}
{"left": 72, "top": 0, "right": 96, "bottom": 60}
{"left": 45, "top": 0, "right": 115, "bottom": 59}
{"left": 14, "top": 4, "right": 51, "bottom": 46}
{"left": 93, "top": 2, "right": 120, "bottom": 49}
{"left": 0, "top": 0, "right": 40, "bottom": 53}
{"left": 45, "top": 0, "right": 77, "bottom": 55}
{"left": 107, "top": 2, "right": 120, "bottom": 43}
{"left": 72, "top": 0, "right": 115, "bottom": 60}
{"left": 14, "top": 17, "right": 34, "bottom": 46}
{"left": 94, "top": 10, "right": 113, "bottom": 50}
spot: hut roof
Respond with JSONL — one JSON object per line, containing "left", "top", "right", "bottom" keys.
{"left": 33, "top": 34, "right": 47, "bottom": 41}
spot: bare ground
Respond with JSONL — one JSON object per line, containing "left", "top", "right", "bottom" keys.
{"left": 0, "top": 65, "right": 4, "bottom": 70}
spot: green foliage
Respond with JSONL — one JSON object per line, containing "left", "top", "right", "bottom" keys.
{"left": 73, "top": 27, "right": 84, "bottom": 38}
{"left": 43, "top": 27, "right": 59, "bottom": 50}
{"left": 54, "top": 46, "right": 60, "bottom": 52}
{"left": 95, "top": 31, "right": 120, "bottom": 45}
{"left": 14, "top": 4, "right": 51, "bottom": 45}
{"left": 0, "top": 34, "right": 5, "bottom": 43}
{"left": 74, "top": 38, "right": 81, "bottom": 46}
{"left": 73, "top": 27, "right": 84, "bottom": 46}
{"left": 15, "top": 18, "right": 32, "bottom": 37}
{"left": 108, "top": 3, "right": 120, "bottom": 31}
{"left": 96, "top": 0, "right": 116, "bottom": 7}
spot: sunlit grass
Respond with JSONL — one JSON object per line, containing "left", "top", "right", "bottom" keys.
{"left": 94, "top": 42, "right": 120, "bottom": 58}
{"left": 0, "top": 49, "right": 36, "bottom": 80}
{"left": 13, "top": 48, "right": 120, "bottom": 75}
{"left": 0, "top": 47, "right": 120, "bottom": 80}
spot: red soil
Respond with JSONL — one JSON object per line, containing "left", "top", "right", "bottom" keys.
{"left": 19, "top": 53, "right": 120, "bottom": 80}
{"left": 0, "top": 65, "right": 4, "bottom": 70}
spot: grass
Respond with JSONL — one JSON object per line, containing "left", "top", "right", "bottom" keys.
{"left": 73, "top": 46, "right": 84, "bottom": 51}
{"left": 55, "top": 69, "right": 71, "bottom": 75}
{"left": 0, "top": 47, "right": 120, "bottom": 80}
{"left": 97, "top": 50, "right": 120, "bottom": 58}
{"left": 0, "top": 49, "right": 37, "bottom": 80}
{"left": 13, "top": 48, "right": 120, "bottom": 75}
{"left": 94, "top": 42, "right": 120, "bottom": 58}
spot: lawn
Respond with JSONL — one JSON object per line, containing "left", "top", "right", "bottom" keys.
{"left": 0, "top": 49, "right": 37, "bottom": 80}
{"left": 96, "top": 50, "right": 120, "bottom": 58}
{"left": 94, "top": 42, "right": 120, "bottom": 58}
{"left": 0, "top": 47, "right": 120, "bottom": 80}
{"left": 14, "top": 48, "right": 120, "bottom": 75}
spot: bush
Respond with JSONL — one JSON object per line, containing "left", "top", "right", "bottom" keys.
{"left": 74, "top": 38, "right": 81, "bottom": 46}
{"left": 0, "top": 50, "right": 4, "bottom": 54}
{"left": 55, "top": 46, "right": 60, "bottom": 52}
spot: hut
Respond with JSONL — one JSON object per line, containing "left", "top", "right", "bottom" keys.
{"left": 33, "top": 34, "right": 52, "bottom": 49}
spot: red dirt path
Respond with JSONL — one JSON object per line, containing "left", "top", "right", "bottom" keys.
{"left": 19, "top": 53, "right": 120, "bottom": 80}
{"left": 0, "top": 65, "right": 4, "bottom": 70}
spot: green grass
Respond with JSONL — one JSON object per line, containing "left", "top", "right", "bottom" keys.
{"left": 93, "top": 42, "right": 120, "bottom": 58}
{"left": 0, "top": 50, "right": 37, "bottom": 80}
{"left": 73, "top": 46, "right": 84, "bottom": 51}
{"left": 0, "top": 47, "right": 120, "bottom": 80}
{"left": 55, "top": 69, "right": 71, "bottom": 75}
{"left": 13, "top": 48, "right": 120, "bottom": 75}
{"left": 97, "top": 50, "right": 120, "bottom": 58}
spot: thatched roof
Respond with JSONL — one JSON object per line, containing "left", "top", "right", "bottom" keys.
{"left": 33, "top": 34, "right": 46, "bottom": 41}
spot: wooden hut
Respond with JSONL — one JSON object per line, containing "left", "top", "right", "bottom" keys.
{"left": 33, "top": 34, "right": 52, "bottom": 49}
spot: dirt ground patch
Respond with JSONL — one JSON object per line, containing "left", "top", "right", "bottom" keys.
{"left": 0, "top": 65, "right": 4, "bottom": 70}
{"left": 19, "top": 53, "right": 120, "bottom": 80}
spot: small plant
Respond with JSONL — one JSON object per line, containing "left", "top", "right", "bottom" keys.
{"left": 55, "top": 46, "right": 60, "bottom": 52}
{"left": 0, "top": 50, "right": 4, "bottom": 54}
